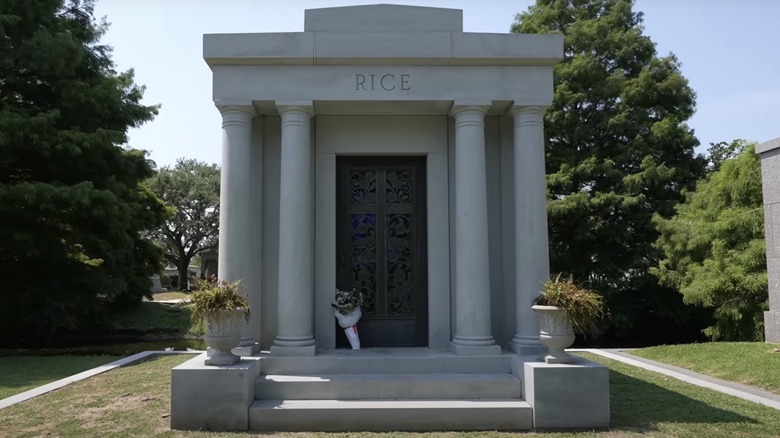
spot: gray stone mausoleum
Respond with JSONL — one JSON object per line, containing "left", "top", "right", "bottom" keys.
{"left": 171, "top": 4, "right": 610, "bottom": 431}
{"left": 757, "top": 137, "right": 780, "bottom": 343}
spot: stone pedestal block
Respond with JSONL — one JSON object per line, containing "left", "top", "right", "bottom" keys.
{"left": 765, "top": 311, "right": 780, "bottom": 343}
{"left": 523, "top": 357, "right": 610, "bottom": 429}
{"left": 171, "top": 353, "right": 261, "bottom": 431}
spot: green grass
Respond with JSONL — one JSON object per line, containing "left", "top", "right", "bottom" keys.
{"left": 0, "top": 355, "right": 119, "bottom": 399}
{"left": 109, "top": 302, "right": 203, "bottom": 336}
{"left": 1, "top": 352, "right": 780, "bottom": 437}
{"left": 630, "top": 342, "right": 780, "bottom": 394}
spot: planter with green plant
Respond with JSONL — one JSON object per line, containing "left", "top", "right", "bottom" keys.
{"left": 191, "top": 277, "right": 251, "bottom": 366}
{"left": 532, "top": 275, "right": 605, "bottom": 364}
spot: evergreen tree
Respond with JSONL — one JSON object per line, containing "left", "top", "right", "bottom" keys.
{"left": 654, "top": 143, "right": 766, "bottom": 341}
{"left": 0, "top": 0, "right": 166, "bottom": 336}
{"left": 147, "top": 159, "right": 220, "bottom": 291}
{"left": 513, "top": 0, "right": 709, "bottom": 343}
{"left": 707, "top": 139, "right": 748, "bottom": 172}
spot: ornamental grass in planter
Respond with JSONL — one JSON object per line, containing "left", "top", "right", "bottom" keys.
{"left": 532, "top": 275, "right": 605, "bottom": 363}
{"left": 191, "top": 277, "right": 250, "bottom": 366}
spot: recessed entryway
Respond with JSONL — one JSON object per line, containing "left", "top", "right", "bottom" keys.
{"left": 335, "top": 156, "right": 428, "bottom": 347}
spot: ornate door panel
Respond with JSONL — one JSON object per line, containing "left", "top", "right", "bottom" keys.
{"left": 336, "top": 156, "right": 428, "bottom": 347}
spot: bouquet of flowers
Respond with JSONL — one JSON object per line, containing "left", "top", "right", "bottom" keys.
{"left": 332, "top": 288, "right": 363, "bottom": 350}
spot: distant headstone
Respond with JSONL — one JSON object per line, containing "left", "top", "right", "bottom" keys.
{"left": 150, "top": 274, "right": 167, "bottom": 293}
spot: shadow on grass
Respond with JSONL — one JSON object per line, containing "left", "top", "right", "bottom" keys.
{"left": 0, "top": 355, "right": 117, "bottom": 398}
{"left": 608, "top": 367, "right": 756, "bottom": 430}
{"left": 109, "top": 301, "right": 195, "bottom": 334}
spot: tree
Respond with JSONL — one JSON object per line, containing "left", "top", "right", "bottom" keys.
{"left": 653, "top": 143, "right": 766, "bottom": 341}
{"left": 0, "top": 0, "right": 165, "bottom": 336}
{"left": 707, "top": 139, "right": 748, "bottom": 172}
{"left": 147, "top": 159, "right": 220, "bottom": 291}
{"left": 513, "top": 0, "right": 709, "bottom": 343}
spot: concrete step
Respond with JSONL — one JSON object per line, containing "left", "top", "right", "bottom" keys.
{"left": 260, "top": 350, "right": 511, "bottom": 375}
{"left": 256, "top": 373, "right": 523, "bottom": 400}
{"left": 249, "top": 399, "right": 533, "bottom": 431}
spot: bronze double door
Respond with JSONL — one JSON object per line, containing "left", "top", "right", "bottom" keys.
{"left": 336, "top": 156, "right": 428, "bottom": 347}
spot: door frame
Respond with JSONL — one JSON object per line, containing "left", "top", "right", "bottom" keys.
{"left": 313, "top": 115, "right": 451, "bottom": 350}
{"left": 335, "top": 156, "right": 428, "bottom": 347}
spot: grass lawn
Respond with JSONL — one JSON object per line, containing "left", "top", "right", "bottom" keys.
{"left": 109, "top": 302, "right": 203, "bottom": 336}
{"left": 0, "top": 355, "right": 120, "bottom": 400}
{"left": 630, "top": 342, "right": 780, "bottom": 394}
{"left": 1, "top": 352, "right": 780, "bottom": 437}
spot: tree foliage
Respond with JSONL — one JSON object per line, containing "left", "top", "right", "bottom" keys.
{"left": 513, "top": 0, "right": 709, "bottom": 343}
{"left": 653, "top": 143, "right": 766, "bottom": 341}
{"left": 0, "top": 0, "right": 165, "bottom": 336}
{"left": 707, "top": 139, "right": 748, "bottom": 172}
{"left": 147, "top": 159, "right": 220, "bottom": 291}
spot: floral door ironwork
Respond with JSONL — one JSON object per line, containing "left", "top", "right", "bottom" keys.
{"left": 336, "top": 156, "right": 428, "bottom": 347}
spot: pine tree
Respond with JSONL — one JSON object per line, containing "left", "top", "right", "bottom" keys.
{"left": 513, "top": 0, "right": 709, "bottom": 342}
{"left": 0, "top": 0, "right": 166, "bottom": 336}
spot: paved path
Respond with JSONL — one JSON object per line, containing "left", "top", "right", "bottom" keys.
{"left": 574, "top": 348, "right": 780, "bottom": 410}
{"left": 154, "top": 298, "right": 191, "bottom": 304}
{"left": 0, "top": 351, "right": 200, "bottom": 410}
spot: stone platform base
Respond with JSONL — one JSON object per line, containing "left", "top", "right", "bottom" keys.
{"left": 170, "top": 349, "right": 611, "bottom": 432}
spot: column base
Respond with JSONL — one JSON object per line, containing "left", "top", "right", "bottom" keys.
{"left": 510, "top": 335, "right": 546, "bottom": 357}
{"left": 765, "top": 311, "right": 780, "bottom": 343}
{"left": 270, "top": 344, "right": 316, "bottom": 356}
{"left": 449, "top": 341, "right": 502, "bottom": 356}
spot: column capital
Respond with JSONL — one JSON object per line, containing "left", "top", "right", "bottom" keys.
{"left": 510, "top": 105, "right": 547, "bottom": 127}
{"left": 218, "top": 104, "right": 256, "bottom": 128}
{"left": 450, "top": 103, "right": 489, "bottom": 130}
{"left": 276, "top": 100, "right": 314, "bottom": 117}
{"left": 450, "top": 100, "right": 490, "bottom": 118}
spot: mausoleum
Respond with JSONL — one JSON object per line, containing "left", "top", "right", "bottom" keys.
{"left": 757, "top": 137, "right": 780, "bottom": 343}
{"left": 171, "top": 4, "right": 610, "bottom": 431}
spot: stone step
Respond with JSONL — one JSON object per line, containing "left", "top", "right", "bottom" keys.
{"left": 259, "top": 350, "right": 511, "bottom": 375}
{"left": 256, "top": 373, "right": 523, "bottom": 400}
{"left": 249, "top": 399, "right": 533, "bottom": 431}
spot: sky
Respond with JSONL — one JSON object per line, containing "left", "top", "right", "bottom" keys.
{"left": 93, "top": 0, "right": 780, "bottom": 167}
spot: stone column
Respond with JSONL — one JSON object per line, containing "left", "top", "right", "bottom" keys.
{"left": 450, "top": 103, "right": 501, "bottom": 355}
{"left": 510, "top": 105, "right": 549, "bottom": 356}
{"left": 271, "top": 101, "right": 316, "bottom": 356}
{"left": 757, "top": 137, "right": 780, "bottom": 343}
{"left": 217, "top": 104, "right": 259, "bottom": 356}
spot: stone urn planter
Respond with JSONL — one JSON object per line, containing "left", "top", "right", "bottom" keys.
{"left": 204, "top": 309, "right": 244, "bottom": 366}
{"left": 533, "top": 275, "right": 606, "bottom": 364}
{"left": 191, "top": 277, "right": 251, "bottom": 366}
{"left": 532, "top": 305, "right": 575, "bottom": 364}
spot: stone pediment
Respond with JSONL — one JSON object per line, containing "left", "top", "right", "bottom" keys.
{"left": 304, "top": 4, "right": 462, "bottom": 32}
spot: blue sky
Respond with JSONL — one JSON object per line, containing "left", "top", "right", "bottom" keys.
{"left": 93, "top": 0, "right": 780, "bottom": 167}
